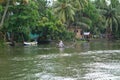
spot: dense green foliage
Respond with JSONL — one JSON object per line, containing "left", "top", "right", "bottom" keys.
{"left": 94, "top": 0, "right": 120, "bottom": 39}
{"left": 6, "top": 0, "right": 39, "bottom": 42}
{"left": 0, "top": 0, "right": 120, "bottom": 44}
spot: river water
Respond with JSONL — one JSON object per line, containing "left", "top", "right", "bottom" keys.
{"left": 0, "top": 40, "right": 120, "bottom": 80}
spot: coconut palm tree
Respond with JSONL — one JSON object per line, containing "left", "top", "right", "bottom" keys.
{"left": 94, "top": 0, "right": 120, "bottom": 39}
{"left": 104, "top": 0, "right": 120, "bottom": 39}
{"left": 53, "top": 0, "right": 76, "bottom": 27}
{"left": 53, "top": 0, "right": 89, "bottom": 28}
{"left": 74, "top": 1, "right": 97, "bottom": 32}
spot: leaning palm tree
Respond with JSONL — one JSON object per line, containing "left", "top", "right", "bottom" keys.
{"left": 0, "top": 0, "right": 29, "bottom": 29}
{"left": 0, "top": 0, "right": 10, "bottom": 29}
{"left": 0, "top": 0, "right": 30, "bottom": 43}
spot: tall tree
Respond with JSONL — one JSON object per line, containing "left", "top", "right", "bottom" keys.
{"left": 0, "top": 0, "right": 29, "bottom": 29}
{"left": 0, "top": 0, "right": 10, "bottom": 29}
{"left": 94, "top": 0, "right": 120, "bottom": 39}
{"left": 73, "top": 0, "right": 100, "bottom": 33}
{"left": 4, "top": 0, "right": 39, "bottom": 42}
{"left": 53, "top": 0, "right": 90, "bottom": 28}
{"left": 53, "top": 0, "right": 76, "bottom": 27}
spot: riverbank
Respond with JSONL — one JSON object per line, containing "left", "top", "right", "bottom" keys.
{"left": 2, "top": 38, "right": 120, "bottom": 47}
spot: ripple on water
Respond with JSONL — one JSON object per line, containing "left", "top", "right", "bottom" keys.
{"left": 35, "top": 72, "right": 76, "bottom": 80}
{"left": 35, "top": 53, "right": 72, "bottom": 59}
{"left": 7, "top": 49, "right": 120, "bottom": 80}
{"left": 11, "top": 57, "right": 34, "bottom": 61}
{"left": 84, "top": 72, "right": 120, "bottom": 80}
{"left": 82, "top": 61, "right": 120, "bottom": 80}
{"left": 81, "top": 50, "right": 120, "bottom": 55}
{"left": 10, "top": 51, "right": 85, "bottom": 62}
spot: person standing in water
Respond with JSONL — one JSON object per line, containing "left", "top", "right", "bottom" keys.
{"left": 58, "top": 40, "right": 64, "bottom": 48}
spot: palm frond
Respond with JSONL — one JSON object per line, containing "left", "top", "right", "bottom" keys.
{"left": 76, "top": 22, "right": 90, "bottom": 29}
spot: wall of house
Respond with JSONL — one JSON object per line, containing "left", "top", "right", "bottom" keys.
{"left": 75, "top": 29, "right": 83, "bottom": 39}
{"left": 69, "top": 28, "right": 83, "bottom": 39}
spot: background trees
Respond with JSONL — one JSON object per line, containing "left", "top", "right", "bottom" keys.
{"left": 94, "top": 0, "right": 120, "bottom": 39}
{"left": 0, "top": 0, "right": 120, "bottom": 44}
{"left": 53, "top": 0, "right": 76, "bottom": 28}
{"left": 3, "top": 0, "right": 39, "bottom": 42}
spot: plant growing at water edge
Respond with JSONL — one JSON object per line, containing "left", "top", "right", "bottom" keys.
{"left": 3, "top": 0, "right": 39, "bottom": 42}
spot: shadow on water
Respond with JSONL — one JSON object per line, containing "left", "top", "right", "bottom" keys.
{"left": 0, "top": 40, "right": 120, "bottom": 80}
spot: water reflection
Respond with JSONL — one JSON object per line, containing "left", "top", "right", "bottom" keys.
{"left": 0, "top": 41, "right": 120, "bottom": 80}
{"left": 59, "top": 48, "right": 64, "bottom": 53}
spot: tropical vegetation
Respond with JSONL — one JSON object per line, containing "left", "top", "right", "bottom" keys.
{"left": 0, "top": 0, "right": 120, "bottom": 45}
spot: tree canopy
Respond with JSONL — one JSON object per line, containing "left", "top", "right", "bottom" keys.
{"left": 0, "top": 0, "right": 120, "bottom": 43}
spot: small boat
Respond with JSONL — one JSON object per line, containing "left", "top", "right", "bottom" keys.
{"left": 24, "top": 41, "right": 37, "bottom": 46}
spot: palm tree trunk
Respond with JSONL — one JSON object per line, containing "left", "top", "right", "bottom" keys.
{"left": 106, "top": 26, "right": 112, "bottom": 40}
{"left": 0, "top": 0, "right": 10, "bottom": 29}
{"left": 21, "top": 33, "right": 25, "bottom": 43}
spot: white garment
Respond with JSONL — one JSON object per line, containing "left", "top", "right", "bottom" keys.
{"left": 58, "top": 41, "right": 64, "bottom": 48}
